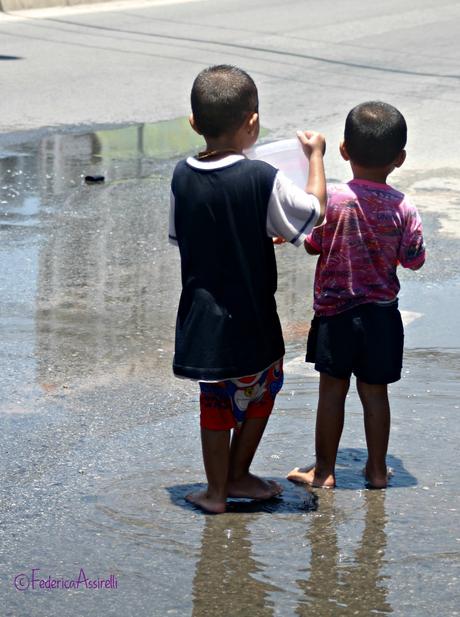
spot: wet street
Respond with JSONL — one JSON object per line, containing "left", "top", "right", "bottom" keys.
{"left": 1, "top": 1, "right": 460, "bottom": 616}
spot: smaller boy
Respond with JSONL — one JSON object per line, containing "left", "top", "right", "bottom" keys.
{"left": 169, "top": 65, "right": 326, "bottom": 513}
{"left": 288, "top": 101, "right": 425, "bottom": 489}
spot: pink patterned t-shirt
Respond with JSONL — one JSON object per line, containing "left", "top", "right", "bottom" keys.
{"left": 307, "top": 179, "right": 425, "bottom": 317}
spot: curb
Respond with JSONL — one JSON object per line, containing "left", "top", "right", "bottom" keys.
{"left": 0, "top": 0, "right": 115, "bottom": 11}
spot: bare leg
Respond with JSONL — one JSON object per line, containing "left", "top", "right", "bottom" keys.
{"left": 186, "top": 428, "right": 230, "bottom": 513}
{"left": 227, "top": 416, "right": 282, "bottom": 499}
{"left": 288, "top": 373, "right": 350, "bottom": 487}
{"left": 356, "top": 379, "right": 391, "bottom": 489}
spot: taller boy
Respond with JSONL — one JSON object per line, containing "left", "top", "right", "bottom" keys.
{"left": 169, "top": 65, "right": 326, "bottom": 513}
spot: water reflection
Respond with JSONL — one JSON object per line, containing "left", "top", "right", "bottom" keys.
{"left": 0, "top": 119, "right": 206, "bottom": 398}
{"left": 296, "top": 490, "right": 392, "bottom": 616}
{"left": 191, "top": 514, "right": 277, "bottom": 617}
{"left": 0, "top": 119, "right": 317, "bottom": 402}
{"left": 187, "top": 486, "right": 392, "bottom": 616}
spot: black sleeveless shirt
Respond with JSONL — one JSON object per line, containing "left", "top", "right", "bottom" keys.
{"left": 171, "top": 157, "right": 284, "bottom": 380}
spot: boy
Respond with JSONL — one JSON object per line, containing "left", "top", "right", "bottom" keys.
{"left": 288, "top": 101, "right": 425, "bottom": 489}
{"left": 169, "top": 65, "right": 326, "bottom": 513}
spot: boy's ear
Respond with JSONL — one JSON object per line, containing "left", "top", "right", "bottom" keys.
{"left": 394, "top": 149, "right": 406, "bottom": 168}
{"left": 189, "top": 113, "right": 202, "bottom": 135}
{"left": 247, "top": 112, "right": 259, "bottom": 135}
{"left": 339, "top": 140, "right": 350, "bottom": 161}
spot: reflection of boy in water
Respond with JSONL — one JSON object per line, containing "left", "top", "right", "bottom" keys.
{"left": 288, "top": 102, "right": 425, "bottom": 489}
{"left": 191, "top": 515, "right": 275, "bottom": 617}
{"left": 295, "top": 491, "right": 391, "bottom": 616}
{"left": 169, "top": 65, "right": 326, "bottom": 513}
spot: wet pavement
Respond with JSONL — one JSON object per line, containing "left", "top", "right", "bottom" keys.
{"left": 1, "top": 122, "right": 459, "bottom": 617}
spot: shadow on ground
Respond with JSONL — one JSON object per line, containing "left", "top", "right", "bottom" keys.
{"left": 166, "top": 447, "right": 417, "bottom": 515}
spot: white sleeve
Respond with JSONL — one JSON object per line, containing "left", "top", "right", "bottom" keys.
{"left": 266, "top": 170, "right": 320, "bottom": 246}
{"left": 168, "top": 189, "right": 178, "bottom": 246}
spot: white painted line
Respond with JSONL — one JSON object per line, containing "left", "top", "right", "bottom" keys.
{"left": 283, "top": 355, "right": 319, "bottom": 378}
{"left": 0, "top": 0, "right": 206, "bottom": 22}
{"left": 400, "top": 310, "right": 423, "bottom": 327}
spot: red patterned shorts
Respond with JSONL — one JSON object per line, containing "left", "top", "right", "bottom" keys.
{"left": 199, "top": 358, "right": 284, "bottom": 431}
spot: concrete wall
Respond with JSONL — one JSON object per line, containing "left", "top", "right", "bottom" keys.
{"left": 0, "top": 0, "right": 114, "bottom": 11}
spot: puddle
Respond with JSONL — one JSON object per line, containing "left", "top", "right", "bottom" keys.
{"left": 0, "top": 121, "right": 459, "bottom": 617}
{"left": 0, "top": 117, "right": 208, "bottom": 413}
{"left": 93, "top": 117, "right": 202, "bottom": 160}
{"left": 0, "top": 119, "right": 459, "bottom": 399}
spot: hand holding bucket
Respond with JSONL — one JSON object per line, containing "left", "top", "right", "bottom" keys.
{"left": 245, "top": 132, "right": 325, "bottom": 190}
{"left": 245, "top": 136, "right": 307, "bottom": 189}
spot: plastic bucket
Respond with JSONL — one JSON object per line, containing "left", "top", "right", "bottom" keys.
{"left": 245, "top": 138, "right": 308, "bottom": 189}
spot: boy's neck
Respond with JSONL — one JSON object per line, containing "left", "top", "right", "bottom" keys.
{"left": 203, "top": 135, "right": 245, "bottom": 156}
{"left": 350, "top": 162, "right": 394, "bottom": 185}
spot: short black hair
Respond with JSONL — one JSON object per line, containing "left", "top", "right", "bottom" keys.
{"left": 344, "top": 101, "right": 407, "bottom": 168}
{"left": 191, "top": 65, "right": 258, "bottom": 138}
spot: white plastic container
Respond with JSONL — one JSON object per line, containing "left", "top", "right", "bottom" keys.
{"left": 245, "top": 138, "right": 308, "bottom": 189}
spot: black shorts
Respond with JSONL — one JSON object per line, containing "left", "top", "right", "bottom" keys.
{"left": 306, "top": 301, "right": 404, "bottom": 384}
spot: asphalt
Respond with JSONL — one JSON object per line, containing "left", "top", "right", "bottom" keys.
{"left": 0, "top": 2, "right": 459, "bottom": 616}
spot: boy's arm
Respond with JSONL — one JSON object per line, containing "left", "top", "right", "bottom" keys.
{"left": 297, "top": 130, "right": 327, "bottom": 225}
{"left": 266, "top": 174, "right": 321, "bottom": 246}
{"left": 304, "top": 237, "right": 320, "bottom": 255}
{"left": 168, "top": 189, "right": 179, "bottom": 246}
{"left": 266, "top": 130, "right": 326, "bottom": 246}
{"left": 304, "top": 220, "right": 323, "bottom": 254}
{"left": 398, "top": 201, "right": 425, "bottom": 270}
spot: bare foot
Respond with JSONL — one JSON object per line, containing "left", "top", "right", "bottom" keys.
{"left": 227, "top": 473, "right": 283, "bottom": 500}
{"left": 287, "top": 465, "right": 335, "bottom": 488}
{"left": 185, "top": 490, "right": 226, "bottom": 514}
{"left": 363, "top": 465, "right": 393, "bottom": 489}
